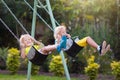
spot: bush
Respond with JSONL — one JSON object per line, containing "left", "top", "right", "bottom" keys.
{"left": 7, "top": 47, "right": 20, "bottom": 74}
{"left": 111, "top": 61, "right": 120, "bottom": 80}
{"left": 49, "top": 55, "right": 65, "bottom": 76}
{"left": 85, "top": 55, "right": 100, "bottom": 80}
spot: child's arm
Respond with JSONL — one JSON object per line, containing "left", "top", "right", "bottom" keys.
{"left": 55, "top": 35, "right": 61, "bottom": 44}
{"left": 65, "top": 33, "right": 71, "bottom": 38}
{"left": 20, "top": 46, "right": 26, "bottom": 59}
{"left": 31, "top": 37, "right": 41, "bottom": 45}
{"left": 34, "top": 40, "right": 41, "bottom": 45}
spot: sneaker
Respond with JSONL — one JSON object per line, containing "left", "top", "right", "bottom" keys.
{"left": 99, "top": 41, "right": 107, "bottom": 56}
{"left": 56, "top": 35, "right": 67, "bottom": 52}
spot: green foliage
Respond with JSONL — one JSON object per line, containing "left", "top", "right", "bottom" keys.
{"left": 71, "top": 22, "right": 114, "bottom": 45}
{"left": 67, "top": 56, "right": 86, "bottom": 74}
{"left": 94, "top": 52, "right": 113, "bottom": 74}
{"left": 0, "top": 0, "right": 120, "bottom": 75}
{"left": 20, "top": 58, "right": 40, "bottom": 75}
{"left": 19, "top": 58, "right": 28, "bottom": 70}
{"left": 0, "top": 47, "right": 8, "bottom": 60}
{"left": 49, "top": 55, "right": 65, "bottom": 76}
{"left": 41, "top": 55, "right": 52, "bottom": 72}
{"left": 31, "top": 64, "right": 40, "bottom": 75}
{"left": 69, "top": 22, "right": 114, "bottom": 74}
{"left": 85, "top": 55, "right": 100, "bottom": 80}
{"left": 1, "top": 0, "right": 119, "bottom": 58}
{"left": 0, "top": 47, "right": 8, "bottom": 70}
{"left": 7, "top": 47, "right": 20, "bottom": 74}
{"left": 111, "top": 61, "right": 120, "bottom": 80}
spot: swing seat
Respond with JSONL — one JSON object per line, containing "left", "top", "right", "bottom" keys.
{"left": 27, "top": 46, "right": 48, "bottom": 66}
{"left": 64, "top": 38, "right": 83, "bottom": 57}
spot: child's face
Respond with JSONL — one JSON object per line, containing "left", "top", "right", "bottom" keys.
{"left": 60, "top": 27, "right": 66, "bottom": 35}
{"left": 23, "top": 36, "right": 33, "bottom": 47}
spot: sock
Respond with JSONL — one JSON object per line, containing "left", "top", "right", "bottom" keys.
{"left": 56, "top": 35, "right": 67, "bottom": 53}
{"left": 97, "top": 45, "right": 100, "bottom": 52}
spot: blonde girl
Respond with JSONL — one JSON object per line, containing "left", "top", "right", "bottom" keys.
{"left": 54, "top": 25, "right": 110, "bottom": 57}
{"left": 20, "top": 34, "right": 67, "bottom": 59}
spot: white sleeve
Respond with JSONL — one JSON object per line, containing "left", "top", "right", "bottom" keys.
{"left": 63, "top": 38, "right": 73, "bottom": 51}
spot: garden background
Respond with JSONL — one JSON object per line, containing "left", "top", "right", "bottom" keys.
{"left": 0, "top": 0, "right": 120, "bottom": 80}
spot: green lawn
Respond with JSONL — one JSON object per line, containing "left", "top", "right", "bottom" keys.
{"left": 0, "top": 74, "right": 79, "bottom": 80}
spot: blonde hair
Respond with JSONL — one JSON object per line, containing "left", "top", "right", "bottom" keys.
{"left": 54, "top": 26, "right": 66, "bottom": 40}
{"left": 19, "top": 34, "right": 35, "bottom": 47}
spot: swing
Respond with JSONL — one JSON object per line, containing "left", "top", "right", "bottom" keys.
{"left": 27, "top": 46, "right": 48, "bottom": 65}
{"left": 64, "top": 38, "right": 83, "bottom": 57}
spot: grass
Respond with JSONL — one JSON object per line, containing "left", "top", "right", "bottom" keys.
{"left": 0, "top": 74, "right": 79, "bottom": 80}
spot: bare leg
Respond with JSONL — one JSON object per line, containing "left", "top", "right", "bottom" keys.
{"left": 86, "top": 36, "right": 110, "bottom": 55}
{"left": 44, "top": 44, "right": 58, "bottom": 51}
{"left": 40, "top": 44, "right": 58, "bottom": 54}
{"left": 86, "top": 36, "right": 99, "bottom": 49}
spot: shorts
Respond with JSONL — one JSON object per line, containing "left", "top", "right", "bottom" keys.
{"left": 76, "top": 37, "right": 88, "bottom": 47}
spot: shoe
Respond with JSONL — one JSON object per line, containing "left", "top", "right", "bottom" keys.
{"left": 56, "top": 35, "right": 67, "bottom": 52}
{"left": 99, "top": 41, "right": 106, "bottom": 56}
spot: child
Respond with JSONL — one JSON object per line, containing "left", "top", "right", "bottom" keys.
{"left": 54, "top": 25, "right": 110, "bottom": 57}
{"left": 19, "top": 34, "right": 67, "bottom": 59}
